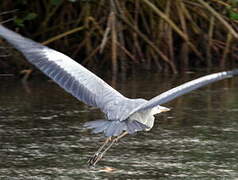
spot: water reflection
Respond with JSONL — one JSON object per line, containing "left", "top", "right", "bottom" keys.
{"left": 0, "top": 72, "right": 238, "bottom": 179}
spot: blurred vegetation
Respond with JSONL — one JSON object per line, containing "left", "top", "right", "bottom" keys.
{"left": 1, "top": 0, "right": 238, "bottom": 76}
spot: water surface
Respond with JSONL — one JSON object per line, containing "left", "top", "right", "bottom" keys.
{"left": 0, "top": 72, "right": 238, "bottom": 179}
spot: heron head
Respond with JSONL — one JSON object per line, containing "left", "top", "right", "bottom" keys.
{"left": 152, "top": 105, "right": 170, "bottom": 115}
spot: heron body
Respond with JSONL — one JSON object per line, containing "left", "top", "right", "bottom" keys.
{"left": 0, "top": 24, "right": 238, "bottom": 166}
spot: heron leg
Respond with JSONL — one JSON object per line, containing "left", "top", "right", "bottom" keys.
{"left": 88, "top": 137, "right": 111, "bottom": 166}
{"left": 20, "top": 69, "right": 33, "bottom": 83}
{"left": 90, "top": 132, "right": 128, "bottom": 166}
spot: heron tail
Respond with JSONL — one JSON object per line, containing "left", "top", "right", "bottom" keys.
{"left": 84, "top": 119, "right": 148, "bottom": 137}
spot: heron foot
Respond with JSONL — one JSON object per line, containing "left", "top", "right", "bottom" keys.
{"left": 88, "top": 132, "right": 128, "bottom": 167}
{"left": 88, "top": 152, "right": 98, "bottom": 165}
{"left": 88, "top": 137, "right": 111, "bottom": 167}
{"left": 88, "top": 152, "right": 103, "bottom": 167}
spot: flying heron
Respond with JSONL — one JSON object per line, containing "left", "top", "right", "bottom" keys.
{"left": 0, "top": 24, "right": 237, "bottom": 166}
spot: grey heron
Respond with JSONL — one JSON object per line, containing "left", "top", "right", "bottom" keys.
{"left": 0, "top": 24, "right": 238, "bottom": 166}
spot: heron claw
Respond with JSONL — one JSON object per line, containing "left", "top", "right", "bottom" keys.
{"left": 88, "top": 153, "right": 98, "bottom": 165}
{"left": 88, "top": 153, "right": 102, "bottom": 167}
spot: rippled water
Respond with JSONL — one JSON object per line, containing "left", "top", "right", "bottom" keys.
{"left": 0, "top": 71, "right": 238, "bottom": 179}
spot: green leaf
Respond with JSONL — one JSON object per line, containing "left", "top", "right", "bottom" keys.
{"left": 229, "top": 10, "right": 238, "bottom": 20}
{"left": 25, "top": 13, "right": 37, "bottom": 21}
{"left": 14, "top": 18, "right": 24, "bottom": 27}
{"left": 50, "top": 0, "right": 62, "bottom": 5}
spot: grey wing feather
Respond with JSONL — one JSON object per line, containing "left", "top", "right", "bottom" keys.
{"left": 0, "top": 25, "right": 127, "bottom": 119}
{"left": 121, "top": 69, "right": 238, "bottom": 120}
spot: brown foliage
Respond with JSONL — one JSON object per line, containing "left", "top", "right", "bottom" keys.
{"left": 1, "top": 0, "right": 238, "bottom": 75}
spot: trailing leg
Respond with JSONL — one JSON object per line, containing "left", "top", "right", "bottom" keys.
{"left": 90, "top": 132, "right": 128, "bottom": 166}
{"left": 88, "top": 137, "right": 111, "bottom": 166}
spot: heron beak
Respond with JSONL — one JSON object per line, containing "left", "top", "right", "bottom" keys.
{"left": 159, "top": 107, "right": 170, "bottom": 113}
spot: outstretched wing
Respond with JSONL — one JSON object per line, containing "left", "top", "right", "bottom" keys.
{"left": 120, "top": 70, "right": 238, "bottom": 120}
{"left": 0, "top": 25, "right": 127, "bottom": 118}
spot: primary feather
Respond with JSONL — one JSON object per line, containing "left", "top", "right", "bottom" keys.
{"left": 0, "top": 25, "right": 133, "bottom": 121}
{"left": 121, "top": 70, "right": 238, "bottom": 121}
